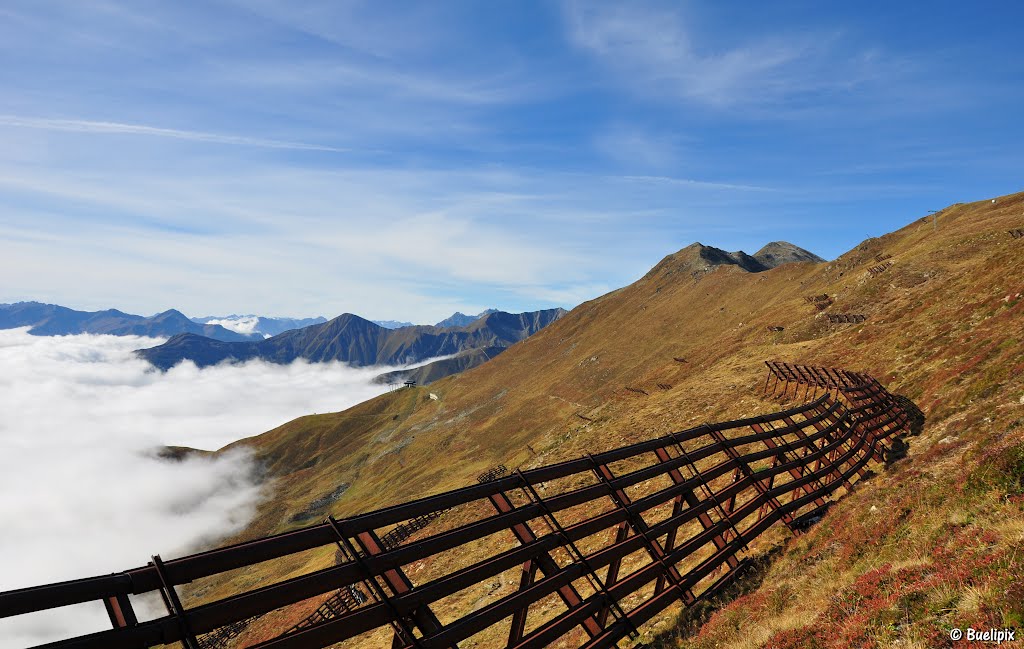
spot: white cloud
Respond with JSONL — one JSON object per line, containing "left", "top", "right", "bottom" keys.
{"left": 0, "top": 329, "right": 439, "bottom": 647}
{"left": 0, "top": 161, "right": 615, "bottom": 321}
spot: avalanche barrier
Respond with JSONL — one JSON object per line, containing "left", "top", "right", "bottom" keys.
{"left": 0, "top": 363, "right": 911, "bottom": 649}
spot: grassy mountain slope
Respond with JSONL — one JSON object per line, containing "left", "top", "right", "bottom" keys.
{"left": 204, "top": 192, "right": 1023, "bottom": 646}
{"left": 372, "top": 346, "right": 506, "bottom": 386}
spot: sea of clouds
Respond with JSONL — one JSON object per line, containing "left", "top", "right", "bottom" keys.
{"left": 0, "top": 328, "right": 431, "bottom": 646}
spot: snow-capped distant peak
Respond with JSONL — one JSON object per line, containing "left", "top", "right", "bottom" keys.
{"left": 202, "top": 316, "right": 260, "bottom": 335}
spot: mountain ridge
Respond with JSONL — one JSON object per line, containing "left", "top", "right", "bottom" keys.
{"left": 372, "top": 309, "right": 501, "bottom": 330}
{"left": 371, "top": 319, "right": 416, "bottom": 329}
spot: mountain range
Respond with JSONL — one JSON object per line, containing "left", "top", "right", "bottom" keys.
{"left": 7, "top": 241, "right": 822, "bottom": 383}
{"left": 370, "top": 319, "right": 416, "bottom": 329}
{"left": 132, "top": 241, "right": 820, "bottom": 379}
{"left": 0, "top": 302, "right": 260, "bottom": 342}
{"left": 135, "top": 308, "right": 570, "bottom": 378}
{"left": 1, "top": 301, "right": 521, "bottom": 346}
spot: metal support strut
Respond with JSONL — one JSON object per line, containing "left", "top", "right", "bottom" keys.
{"left": 514, "top": 468, "right": 639, "bottom": 642}
{"left": 151, "top": 554, "right": 200, "bottom": 649}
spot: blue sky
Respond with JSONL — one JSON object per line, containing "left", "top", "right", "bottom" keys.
{"left": 1, "top": 1, "right": 1022, "bottom": 323}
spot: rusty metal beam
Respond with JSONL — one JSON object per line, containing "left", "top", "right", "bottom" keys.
{"left": 707, "top": 428, "right": 797, "bottom": 532}
{"left": 506, "top": 559, "right": 537, "bottom": 645}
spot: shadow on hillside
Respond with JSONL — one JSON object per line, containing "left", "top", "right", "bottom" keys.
{"left": 644, "top": 547, "right": 783, "bottom": 648}
{"left": 886, "top": 438, "right": 910, "bottom": 465}
{"left": 894, "top": 394, "right": 926, "bottom": 436}
{"left": 885, "top": 394, "right": 925, "bottom": 466}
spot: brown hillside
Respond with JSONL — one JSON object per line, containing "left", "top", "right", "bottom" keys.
{"left": 207, "top": 191, "right": 1024, "bottom": 646}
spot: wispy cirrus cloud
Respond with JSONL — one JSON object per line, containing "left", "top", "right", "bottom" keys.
{"left": 561, "top": 1, "right": 886, "bottom": 110}
{"left": 612, "top": 175, "right": 777, "bottom": 193}
{"left": 0, "top": 115, "right": 353, "bottom": 152}
{"left": 592, "top": 125, "right": 681, "bottom": 169}
{"left": 227, "top": 0, "right": 456, "bottom": 60}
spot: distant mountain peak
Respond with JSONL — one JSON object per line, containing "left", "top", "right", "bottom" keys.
{"left": 435, "top": 309, "right": 499, "bottom": 328}
{"left": 191, "top": 314, "right": 328, "bottom": 337}
{"left": 752, "top": 241, "right": 825, "bottom": 268}
{"left": 152, "top": 308, "right": 190, "bottom": 320}
{"left": 326, "top": 312, "right": 378, "bottom": 327}
{"left": 646, "top": 241, "right": 823, "bottom": 280}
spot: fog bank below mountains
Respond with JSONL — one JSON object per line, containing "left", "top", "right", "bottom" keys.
{"left": 0, "top": 329, "right": 436, "bottom": 646}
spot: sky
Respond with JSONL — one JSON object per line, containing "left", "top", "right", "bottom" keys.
{"left": 1, "top": 1, "right": 1022, "bottom": 324}
{"left": 0, "top": 328, "right": 445, "bottom": 646}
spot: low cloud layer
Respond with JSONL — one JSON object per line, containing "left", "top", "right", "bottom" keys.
{"left": 0, "top": 329, "right": 422, "bottom": 646}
